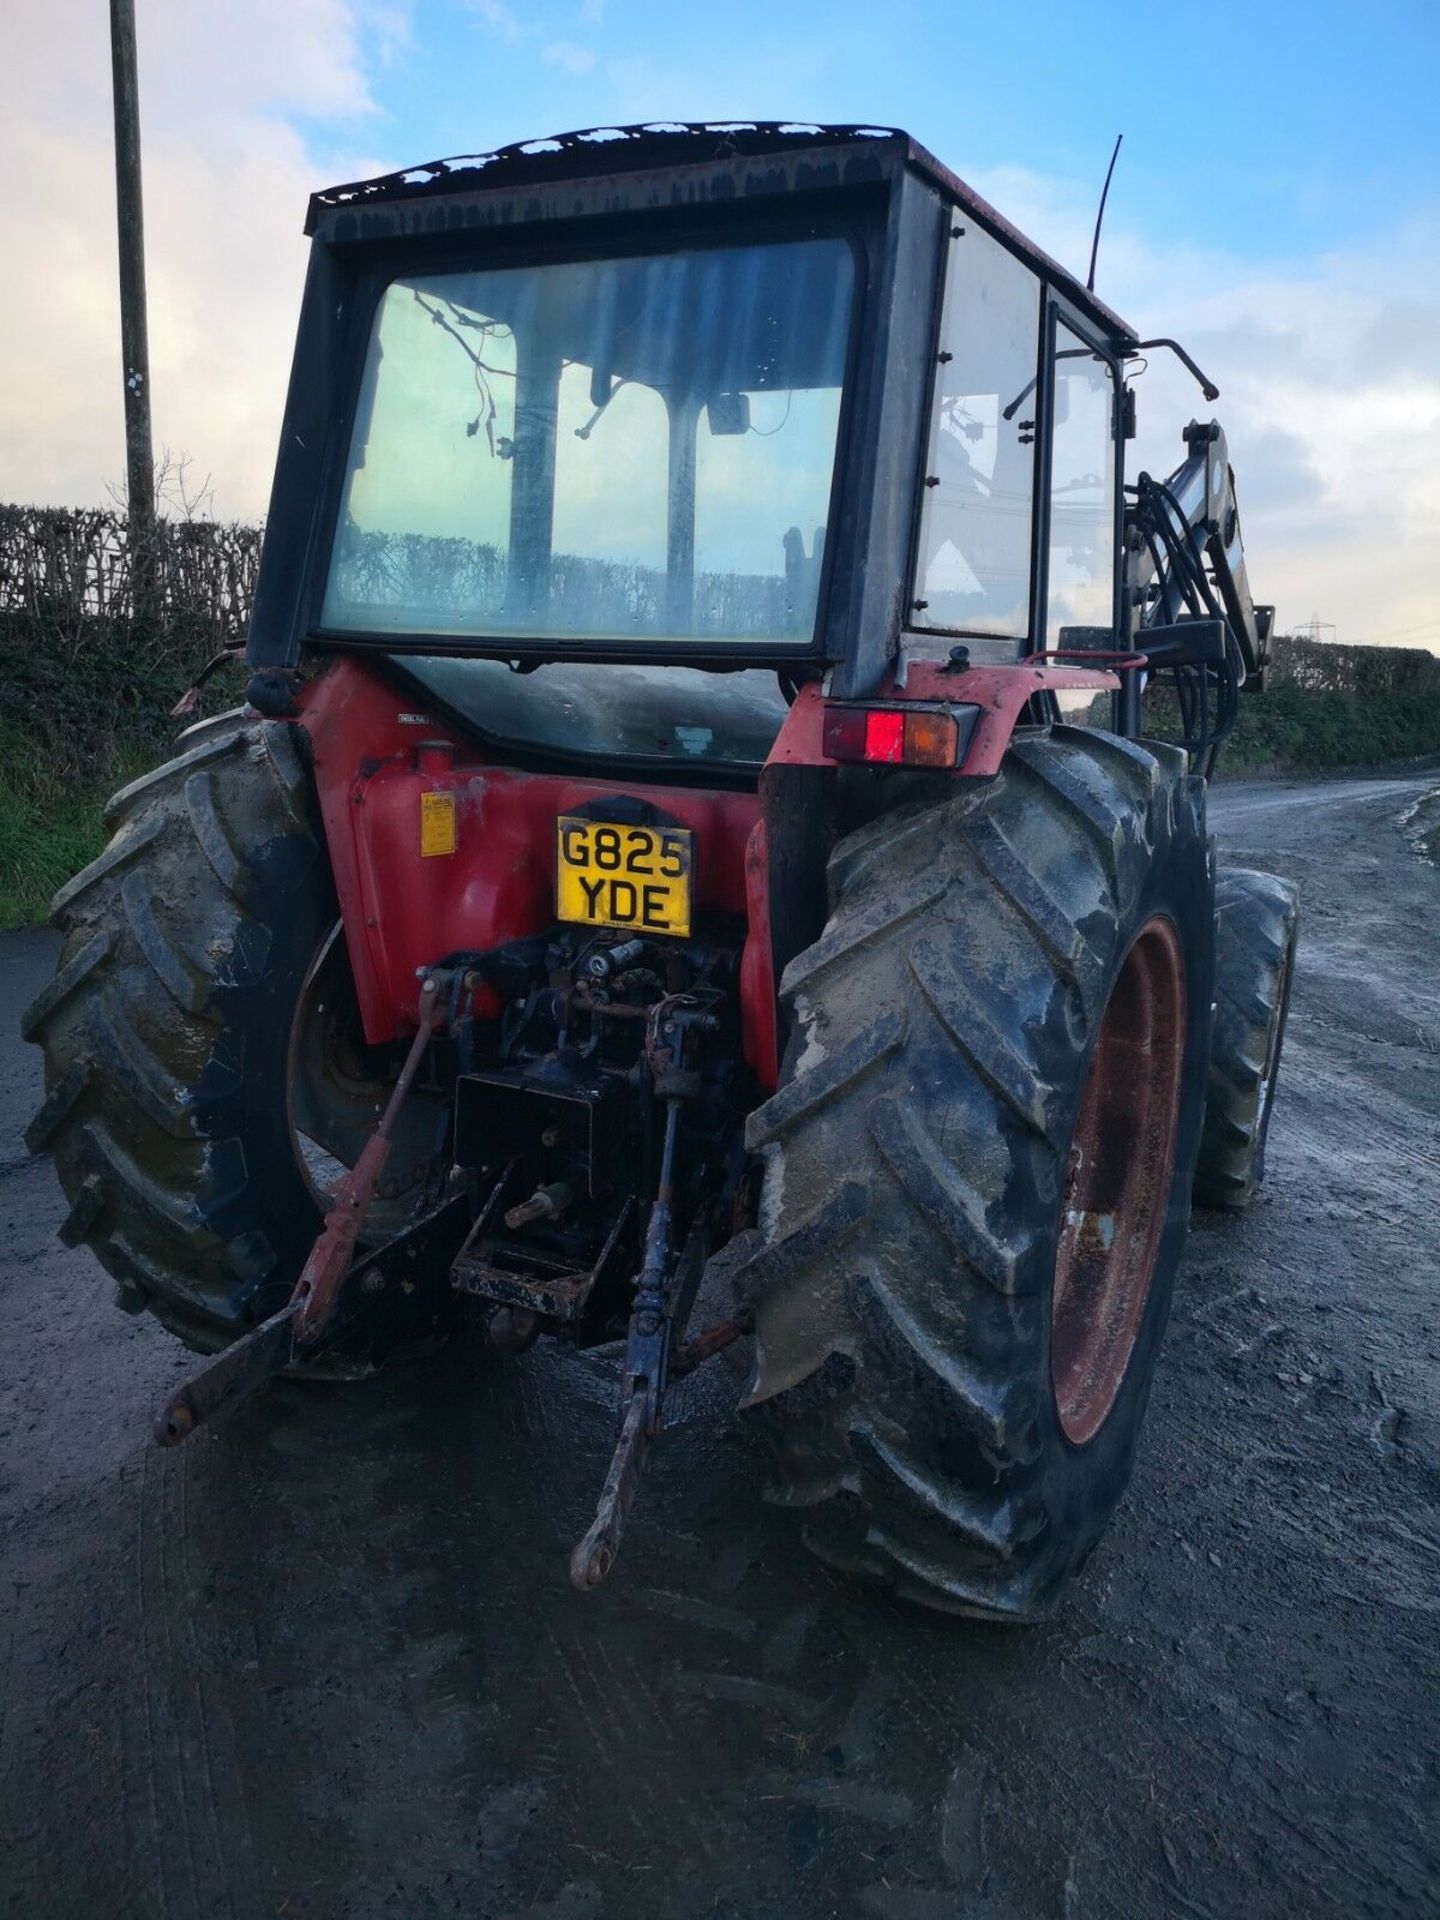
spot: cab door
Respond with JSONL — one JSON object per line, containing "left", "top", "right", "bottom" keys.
{"left": 1040, "top": 308, "right": 1122, "bottom": 649}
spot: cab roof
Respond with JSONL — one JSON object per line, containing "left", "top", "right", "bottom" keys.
{"left": 308, "top": 120, "right": 1136, "bottom": 347}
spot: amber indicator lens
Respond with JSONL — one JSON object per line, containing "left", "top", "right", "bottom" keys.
{"left": 902, "top": 709, "right": 959, "bottom": 767}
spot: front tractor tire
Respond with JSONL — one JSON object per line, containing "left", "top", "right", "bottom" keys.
{"left": 737, "top": 727, "right": 1214, "bottom": 1621}
{"left": 23, "top": 713, "right": 428, "bottom": 1354}
{"left": 1193, "top": 868, "right": 1299, "bottom": 1211}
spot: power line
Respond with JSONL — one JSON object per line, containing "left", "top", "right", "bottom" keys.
{"left": 1289, "top": 614, "right": 1440, "bottom": 650}
{"left": 1346, "top": 619, "right": 1440, "bottom": 647}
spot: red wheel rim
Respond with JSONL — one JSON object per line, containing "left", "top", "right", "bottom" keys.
{"left": 1051, "top": 915, "right": 1186, "bottom": 1446}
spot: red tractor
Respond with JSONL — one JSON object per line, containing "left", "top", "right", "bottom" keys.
{"left": 26, "top": 124, "right": 1297, "bottom": 1617}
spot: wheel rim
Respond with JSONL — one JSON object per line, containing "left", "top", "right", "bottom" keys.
{"left": 1255, "top": 926, "right": 1297, "bottom": 1155}
{"left": 285, "top": 923, "right": 442, "bottom": 1239}
{"left": 1051, "top": 915, "right": 1186, "bottom": 1446}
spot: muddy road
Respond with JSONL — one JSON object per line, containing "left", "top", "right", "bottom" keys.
{"left": 3, "top": 770, "right": 1438, "bottom": 1920}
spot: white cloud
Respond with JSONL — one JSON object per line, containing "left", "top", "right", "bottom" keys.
{"left": 1131, "top": 232, "right": 1440, "bottom": 645}
{"left": 467, "top": 0, "right": 521, "bottom": 44}
{"left": 0, "top": 0, "right": 392, "bottom": 521}
{"left": 965, "top": 166, "right": 1440, "bottom": 645}
{"left": 367, "top": 4, "right": 415, "bottom": 67}
{"left": 0, "top": 12, "right": 1433, "bottom": 652}
{"left": 143, "top": 0, "right": 382, "bottom": 121}
{"left": 544, "top": 39, "right": 597, "bottom": 75}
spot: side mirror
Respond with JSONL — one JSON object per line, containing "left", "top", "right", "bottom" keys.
{"left": 707, "top": 393, "right": 751, "bottom": 436}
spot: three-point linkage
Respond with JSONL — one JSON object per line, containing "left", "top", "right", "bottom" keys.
{"left": 152, "top": 971, "right": 458, "bottom": 1447}
{"left": 569, "top": 993, "right": 741, "bottom": 1590}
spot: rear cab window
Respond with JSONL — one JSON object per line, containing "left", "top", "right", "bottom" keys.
{"left": 320, "top": 236, "right": 858, "bottom": 654}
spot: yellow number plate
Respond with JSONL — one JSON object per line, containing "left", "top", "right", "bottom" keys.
{"left": 555, "top": 816, "right": 693, "bottom": 938}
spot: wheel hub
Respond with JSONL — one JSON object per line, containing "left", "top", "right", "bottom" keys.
{"left": 1051, "top": 915, "right": 1186, "bottom": 1447}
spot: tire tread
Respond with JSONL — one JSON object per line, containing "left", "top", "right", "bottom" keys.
{"left": 743, "top": 728, "right": 1210, "bottom": 1619}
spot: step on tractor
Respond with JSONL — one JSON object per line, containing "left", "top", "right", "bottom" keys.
{"left": 27, "top": 124, "right": 1299, "bottom": 1617}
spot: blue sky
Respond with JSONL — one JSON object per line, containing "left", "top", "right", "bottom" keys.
{"left": 323, "top": 0, "right": 1440, "bottom": 269}
{"left": 3, "top": 0, "right": 1438, "bottom": 646}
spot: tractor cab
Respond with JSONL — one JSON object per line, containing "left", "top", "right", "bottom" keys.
{"left": 249, "top": 123, "right": 1140, "bottom": 758}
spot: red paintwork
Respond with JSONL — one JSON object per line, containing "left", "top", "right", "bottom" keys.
{"left": 295, "top": 658, "right": 775, "bottom": 1082}
{"left": 295, "top": 651, "right": 1121, "bottom": 1091}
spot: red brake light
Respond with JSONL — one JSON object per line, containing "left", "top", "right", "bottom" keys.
{"left": 863, "top": 709, "right": 906, "bottom": 763}
{"left": 822, "top": 701, "right": 979, "bottom": 770}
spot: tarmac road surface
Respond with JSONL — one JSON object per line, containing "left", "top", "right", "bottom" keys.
{"left": 2, "top": 769, "right": 1438, "bottom": 1920}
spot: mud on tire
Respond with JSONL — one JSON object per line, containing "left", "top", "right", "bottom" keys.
{"left": 23, "top": 713, "right": 343, "bottom": 1352}
{"left": 735, "top": 726, "right": 1215, "bottom": 1621}
{"left": 1193, "top": 868, "right": 1298, "bottom": 1211}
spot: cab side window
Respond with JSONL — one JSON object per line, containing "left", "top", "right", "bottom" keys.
{"left": 912, "top": 222, "right": 1041, "bottom": 641}
{"left": 1045, "top": 322, "right": 1118, "bottom": 644}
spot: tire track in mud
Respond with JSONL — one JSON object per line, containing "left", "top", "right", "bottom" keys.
{"left": 173, "top": 1453, "right": 236, "bottom": 1913}
{"left": 129, "top": 1443, "right": 260, "bottom": 1920}
{"left": 176, "top": 1447, "right": 263, "bottom": 1915}
{"left": 513, "top": 1341, "right": 783, "bottom": 1882}
{"left": 0, "top": 1586, "right": 39, "bottom": 1911}
{"left": 609, "top": 1519, "right": 1025, "bottom": 1912}
{"left": 505, "top": 1348, "right": 888, "bottom": 1904}
{"left": 526, "top": 1425, "right": 746, "bottom": 1877}
{"left": 131, "top": 1448, "right": 176, "bottom": 1920}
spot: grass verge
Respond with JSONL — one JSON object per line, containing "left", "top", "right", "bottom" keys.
{"left": 0, "top": 719, "right": 152, "bottom": 930}
{"left": 3, "top": 677, "right": 1438, "bottom": 929}
{"left": 1216, "top": 680, "right": 1440, "bottom": 774}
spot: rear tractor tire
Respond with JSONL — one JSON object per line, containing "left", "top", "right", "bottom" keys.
{"left": 1192, "top": 868, "right": 1298, "bottom": 1210}
{"left": 23, "top": 712, "right": 442, "bottom": 1354}
{"left": 735, "top": 727, "right": 1215, "bottom": 1620}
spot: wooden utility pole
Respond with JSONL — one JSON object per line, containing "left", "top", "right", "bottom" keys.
{"left": 109, "top": 0, "right": 158, "bottom": 619}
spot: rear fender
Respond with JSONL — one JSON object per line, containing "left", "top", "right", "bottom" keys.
{"left": 767, "top": 662, "right": 1122, "bottom": 773}
{"left": 756, "top": 662, "right": 1123, "bottom": 1047}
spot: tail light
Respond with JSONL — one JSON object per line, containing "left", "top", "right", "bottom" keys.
{"left": 821, "top": 701, "right": 980, "bottom": 770}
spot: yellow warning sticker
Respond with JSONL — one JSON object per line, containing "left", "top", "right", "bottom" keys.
{"left": 419, "top": 789, "right": 457, "bottom": 857}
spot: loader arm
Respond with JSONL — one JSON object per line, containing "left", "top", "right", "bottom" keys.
{"left": 1121, "top": 417, "right": 1275, "bottom": 774}
{"left": 1128, "top": 418, "right": 1275, "bottom": 685}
